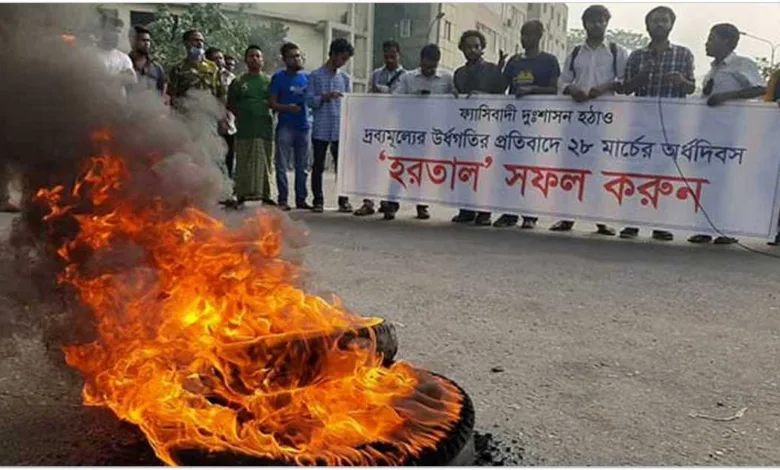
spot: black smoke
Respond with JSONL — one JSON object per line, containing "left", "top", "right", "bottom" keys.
{"left": 0, "top": 4, "right": 233, "bottom": 355}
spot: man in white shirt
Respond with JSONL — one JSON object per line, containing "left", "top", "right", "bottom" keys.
{"left": 688, "top": 22, "right": 765, "bottom": 245}
{"left": 553, "top": 4, "right": 628, "bottom": 237}
{"left": 354, "top": 40, "right": 407, "bottom": 217}
{"left": 376, "top": 44, "right": 455, "bottom": 220}
{"left": 96, "top": 14, "right": 136, "bottom": 93}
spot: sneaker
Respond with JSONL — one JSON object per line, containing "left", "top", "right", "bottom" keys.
{"left": 311, "top": 204, "right": 324, "bottom": 213}
{"left": 354, "top": 202, "right": 375, "bottom": 216}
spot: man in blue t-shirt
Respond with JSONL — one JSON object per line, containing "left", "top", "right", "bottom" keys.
{"left": 501, "top": 20, "right": 561, "bottom": 229}
{"left": 269, "top": 42, "right": 311, "bottom": 210}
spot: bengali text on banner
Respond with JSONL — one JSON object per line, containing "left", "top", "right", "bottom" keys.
{"left": 337, "top": 94, "right": 780, "bottom": 239}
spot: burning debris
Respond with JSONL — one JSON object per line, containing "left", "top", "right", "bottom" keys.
{"left": 0, "top": 5, "right": 476, "bottom": 466}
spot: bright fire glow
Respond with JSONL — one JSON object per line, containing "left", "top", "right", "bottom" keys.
{"left": 35, "top": 131, "right": 462, "bottom": 465}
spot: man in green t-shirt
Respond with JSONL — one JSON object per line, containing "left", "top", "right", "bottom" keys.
{"left": 226, "top": 45, "right": 274, "bottom": 207}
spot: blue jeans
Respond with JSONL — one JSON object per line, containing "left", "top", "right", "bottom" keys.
{"left": 275, "top": 125, "right": 310, "bottom": 206}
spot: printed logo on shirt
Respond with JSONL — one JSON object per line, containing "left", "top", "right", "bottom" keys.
{"left": 513, "top": 70, "right": 535, "bottom": 86}
{"left": 289, "top": 85, "right": 305, "bottom": 95}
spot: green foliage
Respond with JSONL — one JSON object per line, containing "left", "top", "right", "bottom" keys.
{"left": 567, "top": 28, "right": 648, "bottom": 55}
{"left": 754, "top": 56, "right": 779, "bottom": 81}
{"left": 145, "top": 3, "right": 288, "bottom": 72}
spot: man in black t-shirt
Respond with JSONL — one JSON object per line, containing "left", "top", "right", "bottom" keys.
{"left": 451, "top": 30, "right": 512, "bottom": 227}
{"left": 500, "top": 20, "right": 560, "bottom": 229}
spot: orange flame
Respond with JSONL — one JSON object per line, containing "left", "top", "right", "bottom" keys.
{"left": 36, "top": 131, "right": 462, "bottom": 465}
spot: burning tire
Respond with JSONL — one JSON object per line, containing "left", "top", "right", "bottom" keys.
{"left": 169, "top": 371, "right": 474, "bottom": 466}
{"left": 340, "top": 318, "right": 398, "bottom": 365}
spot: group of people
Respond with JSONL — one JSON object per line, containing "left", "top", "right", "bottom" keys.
{"left": 358, "top": 4, "right": 774, "bottom": 245}
{"left": 41, "top": 7, "right": 778, "bottom": 246}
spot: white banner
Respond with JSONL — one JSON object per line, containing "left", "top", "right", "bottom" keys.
{"left": 337, "top": 94, "right": 780, "bottom": 239}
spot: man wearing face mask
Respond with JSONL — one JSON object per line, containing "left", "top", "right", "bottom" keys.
{"left": 621, "top": 6, "right": 695, "bottom": 242}
{"left": 167, "top": 29, "right": 226, "bottom": 112}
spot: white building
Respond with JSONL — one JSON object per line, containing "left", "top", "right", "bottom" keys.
{"left": 113, "top": 3, "right": 375, "bottom": 91}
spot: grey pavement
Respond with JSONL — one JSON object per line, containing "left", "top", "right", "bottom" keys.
{"left": 1, "top": 172, "right": 779, "bottom": 465}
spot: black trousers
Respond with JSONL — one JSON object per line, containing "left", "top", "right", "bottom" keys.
{"left": 311, "top": 139, "right": 339, "bottom": 206}
{"left": 224, "top": 134, "right": 235, "bottom": 178}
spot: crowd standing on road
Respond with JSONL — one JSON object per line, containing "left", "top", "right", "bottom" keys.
{"left": 4, "top": 6, "right": 776, "bottom": 246}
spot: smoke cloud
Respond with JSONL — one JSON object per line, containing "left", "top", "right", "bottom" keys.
{"left": 0, "top": 4, "right": 237, "bottom": 355}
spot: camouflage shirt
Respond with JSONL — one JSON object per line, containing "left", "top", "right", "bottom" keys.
{"left": 167, "top": 58, "right": 226, "bottom": 109}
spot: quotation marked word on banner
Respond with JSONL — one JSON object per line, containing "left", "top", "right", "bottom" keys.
{"left": 337, "top": 94, "right": 780, "bottom": 239}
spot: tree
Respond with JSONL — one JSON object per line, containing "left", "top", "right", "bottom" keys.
{"left": 566, "top": 28, "right": 647, "bottom": 55}
{"left": 754, "top": 56, "right": 779, "bottom": 81}
{"left": 146, "top": 3, "right": 287, "bottom": 72}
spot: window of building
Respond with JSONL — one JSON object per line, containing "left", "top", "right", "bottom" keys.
{"left": 443, "top": 20, "right": 452, "bottom": 41}
{"left": 399, "top": 18, "right": 411, "bottom": 38}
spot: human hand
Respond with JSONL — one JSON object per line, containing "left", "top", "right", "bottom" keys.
{"left": 287, "top": 104, "right": 302, "bottom": 113}
{"left": 514, "top": 86, "right": 533, "bottom": 98}
{"left": 664, "top": 71, "right": 688, "bottom": 86}
{"left": 329, "top": 91, "right": 344, "bottom": 100}
{"left": 568, "top": 86, "right": 589, "bottom": 102}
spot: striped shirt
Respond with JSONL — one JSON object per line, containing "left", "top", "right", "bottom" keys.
{"left": 625, "top": 43, "right": 695, "bottom": 98}
{"left": 305, "top": 64, "right": 351, "bottom": 142}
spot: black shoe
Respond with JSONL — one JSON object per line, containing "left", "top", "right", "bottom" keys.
{"left": 474, "top": 213, "right": 492, "bottom": 226}
{"left": 354, "top": 202, "right": 375, "bottom": 216}
{"left": 688, "top": 234, "right": 712, "bottom": 244}
{"left": 595, "top": 224, "right": 616, "bottom": 236}
{"left": 311, "top": 204, "right": 324, "bottom": 213}
{"left": 520, "top": 217, "right": 537, "bottom": 229}
{"left": 713, "top": 236, "right": 738, "bottom": 245}
{"left": 416, "top": 206, "right": 430, "bottom": 220}
{"left": 493, "top": 214, "right": 518, "bottom": 228}
{"left": 620, "top": 227, "right": 639, "bottom": 239}
{"left": 652, "top": 230, "right": 674, "bottom": 241}
{"left": 261, "top": 198, "right": 277, "bottom": 206}
{"left": 550, "top": 220, "right": 574, "bottom": 232}
{"left": 278, "top": 203, "right": 292, "bottom": 212}
{"left": 452, "top": 210, "right": 476, "bottom": 224}
{"left": 383, "top": 211, "right": 396, "bottom": 220}
{"left": 296, "top": 201, "right": 313, "bottom": 210}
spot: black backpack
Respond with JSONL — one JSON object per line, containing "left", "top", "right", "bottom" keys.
{"left": 570, "top": 42, "right": 618, "bottom": 78}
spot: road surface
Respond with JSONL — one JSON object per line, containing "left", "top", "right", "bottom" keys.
{"left": 1, "top": 174, "right": 779, "bottom": 465}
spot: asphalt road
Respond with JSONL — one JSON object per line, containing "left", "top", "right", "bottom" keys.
{"left": 1, "top": 174, "right": 779, "bottom": 465}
